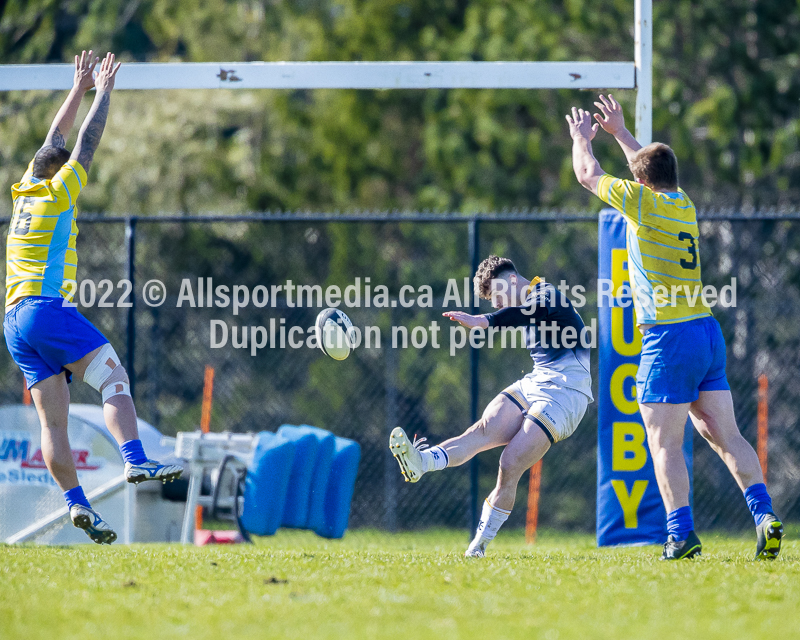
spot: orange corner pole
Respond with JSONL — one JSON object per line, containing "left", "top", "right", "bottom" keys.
{"left": 525, "top": 459, "right": 543, "bottom": 545}
{"left": 197, "top": 365, "right": 215, "bottom": 532}
{"left": 200, "top": 365, "right": 215, "bottom": 434}
{"left": 757, "top": 374, "right": 768, "bottom": 482}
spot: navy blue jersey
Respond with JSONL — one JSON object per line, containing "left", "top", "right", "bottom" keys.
{"left": 487, "top": 281, "right": 593, "bottom": 400}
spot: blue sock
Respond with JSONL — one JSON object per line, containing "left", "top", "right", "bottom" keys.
{"left": 119, "top": 439, "right": 147, "bottom": 465}
{"left": 744, "top": 483, "right": 773, "bottom": 525}
{"left": 64, "top": 486, "right": 91, "bottom": 510}
{"left": 666, "top": 506, "right": 694, "bottom": 541}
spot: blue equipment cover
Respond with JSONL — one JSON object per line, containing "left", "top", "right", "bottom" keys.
{"left": 315, "top": 436, "right": 360, "bottom": 539}
{"left": 240, "top": 432, "right": 295, "bottom": 536}
{"left": 276, "top": 424, "right": 336, "bottom": 529}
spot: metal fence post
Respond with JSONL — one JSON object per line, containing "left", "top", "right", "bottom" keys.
{"left": 125, "top": 217, "right": 137, "bottom": 400}
{"left": 468, "top": 218, "right": 481, "bottom": 534}
{"left": 384, "top": 303, "right": 398, "bottom": 531}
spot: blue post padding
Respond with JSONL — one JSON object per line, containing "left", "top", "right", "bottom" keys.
{"left": 315, "top": 436, "right": 361, "bottom": 539}
{"left": 597, "top": 209, "right": 693, "bottom": 546}
{"left": 240, "top": 432, "right": 295, "bottom": 536}
{"left": 276, "top": 424, "right": 336, "bottom": 529}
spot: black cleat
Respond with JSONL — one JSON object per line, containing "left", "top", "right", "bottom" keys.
{"left": 754, "top": 513, "right": 783, "bottom": 561}
{"left": 661, "top": 530, "right": 702, "bottom": 560}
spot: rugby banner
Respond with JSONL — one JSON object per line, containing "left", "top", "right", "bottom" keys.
{"left": 596, "top": 209, "right": 692, "bottom": 546}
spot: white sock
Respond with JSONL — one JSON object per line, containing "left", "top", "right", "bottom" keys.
{"left": 419, "top": 445, "right": 449, "bottom": 472}
{"left": 472, "top": 499, "right": 511, "bottom": 545}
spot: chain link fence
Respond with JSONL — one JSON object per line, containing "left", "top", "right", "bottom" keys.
{"left": 1, "top": 213, "right": 798, "bottom": 535}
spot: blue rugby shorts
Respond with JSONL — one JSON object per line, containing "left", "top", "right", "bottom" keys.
{"left": 4, "top": 296, "right": 108, "bottom": 388}
{"left": 636, "top": 315, "right": 730, "bottom": 404}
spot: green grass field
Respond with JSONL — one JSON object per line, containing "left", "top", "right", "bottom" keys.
{"left": 2, "top": 527, "right": 799, "bottom": 640}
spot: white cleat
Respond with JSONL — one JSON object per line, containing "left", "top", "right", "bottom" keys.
{"left": 70, "top": 505, "right": 117, "bottom": 545}
{"left": 465, "top": 540, "right": 487, "bottom": 558}
{"left": 389, "top": 427, "right": 428, "bottom": 483}
{"left": 125, "top": 459, "right": 184, "bottom": 485}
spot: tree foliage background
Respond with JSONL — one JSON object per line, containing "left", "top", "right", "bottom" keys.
{"left": 1, "top": 0, "right": 799, "bottom": 213}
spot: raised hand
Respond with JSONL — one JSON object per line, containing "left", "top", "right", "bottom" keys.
{"left": 44, "top": 50, "right": 99, "bottom": 147}
{"left": 94, "top": 52, "right": 122, "bottom": 93}
{"left": 566, "top": 107, "right": 599, "bottom": 141}
{"left": 442, "top": 311, "right": 489, "bottom": 329}
{"left": 72, "top": 53, "right": 119, "bottom": 172}
{"left": 74, "top": 50, "right": 99, "bottom": 93}
{"left": 593, "top": 94, "right": 626, "bottom": 136}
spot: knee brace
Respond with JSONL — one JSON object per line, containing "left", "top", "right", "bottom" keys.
{"left": 82, "top": 343, "right": 131, "bottom": 404}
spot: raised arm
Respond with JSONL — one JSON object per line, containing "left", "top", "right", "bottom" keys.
{"left": 43, "top": 51, "right": 98, "bottom": 149}
{"left": 593, "top": 94, "right": 642, "bottom": 166}
{"left": 566, "top": 107, "right": 604, "bottom": 194}
{"left": 71, "top": 53, "right": 121, "bottom": 173}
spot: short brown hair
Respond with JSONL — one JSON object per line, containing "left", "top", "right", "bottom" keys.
{"left": 629, "top": 143, "right": 678, "bottom": 191}
{"left": 33, "top": 145, "right": 71, "bottom": 179}
{"left": 474, "top": 255, "right": 517, "bottom": 300}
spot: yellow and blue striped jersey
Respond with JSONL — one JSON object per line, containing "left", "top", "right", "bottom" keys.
{"left": 597, "top": 174, "right": 712, "bottom": 325}
{"left": 6, "top": 159, "right": 87, "bottom": 309}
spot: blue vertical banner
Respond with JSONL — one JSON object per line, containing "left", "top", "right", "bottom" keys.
{"left": 597, "top": 209, "right": 693, "bottom": 547}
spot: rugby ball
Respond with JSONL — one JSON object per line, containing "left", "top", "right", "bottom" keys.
{"left": 314, "top": 308, "right": 354, "bottom": 361}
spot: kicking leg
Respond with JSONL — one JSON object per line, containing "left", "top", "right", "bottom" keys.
{"left": 640, "top": 401, "right": 702, "bottom": 560}
{"left": 390, "top": 393, "right": 524, "bottom": 482}
{"left": 439, "top": 394, "right": 528, "bottom": 466}
{"left": 465, "top": 417, "right": 550, "bottom": 557}
{"left": 690, "top": 390, "right": 783, "bottom": 560}
{"left": 30, "top": 373, "right": 116, "bottom": 544}
{"left": 68, "top": 344, "right": 182, "bottom": 485}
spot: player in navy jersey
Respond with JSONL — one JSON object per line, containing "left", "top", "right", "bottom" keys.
{"left": 389, "top": 255, "right": 592, "bottom": 557}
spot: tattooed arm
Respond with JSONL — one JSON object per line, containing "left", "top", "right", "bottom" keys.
{"left": 44, "top": 50, "right": 98, "bottom": 149}
{"left": 71, "top": 53, "right": 121, "bottom": 173}
{"left": 72, "top": 92, "right": 110, "bottom": 172}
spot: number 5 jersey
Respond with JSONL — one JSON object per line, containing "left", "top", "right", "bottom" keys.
{"left": 6, "top": 159, "right": 87, "bottom": 309}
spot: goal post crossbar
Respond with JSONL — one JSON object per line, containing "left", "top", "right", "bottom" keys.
{"left": 0, "top": 61, "right": 635, "bottom": 91}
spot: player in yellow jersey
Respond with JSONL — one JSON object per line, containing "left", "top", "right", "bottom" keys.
{"left": 3, "top": 52, "right": 181, "bottom": 544}
{"left": 567, "top": 95, "right": 782, "bottom": 561}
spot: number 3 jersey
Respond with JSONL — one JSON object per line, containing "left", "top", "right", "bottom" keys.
{"left": 5, "top": 159, "right": 87, "bottom": 309}
{"left": 597, "top": 174, "right": 712, "bottom": 326}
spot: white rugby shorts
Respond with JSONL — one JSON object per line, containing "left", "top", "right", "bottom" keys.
{"left": 501, "top": 375, "right": 589, "bottom": 443}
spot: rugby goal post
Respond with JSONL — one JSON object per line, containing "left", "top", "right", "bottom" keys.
{"left": 0, "top": 0, "right": 652, "bottom": 144}
{"left": 0, "top": 0, "right": 652, "bottom": 539}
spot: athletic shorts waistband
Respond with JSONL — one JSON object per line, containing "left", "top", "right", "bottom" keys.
{"left": 6, "top": 295, "right": 66, "bottom": 317}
